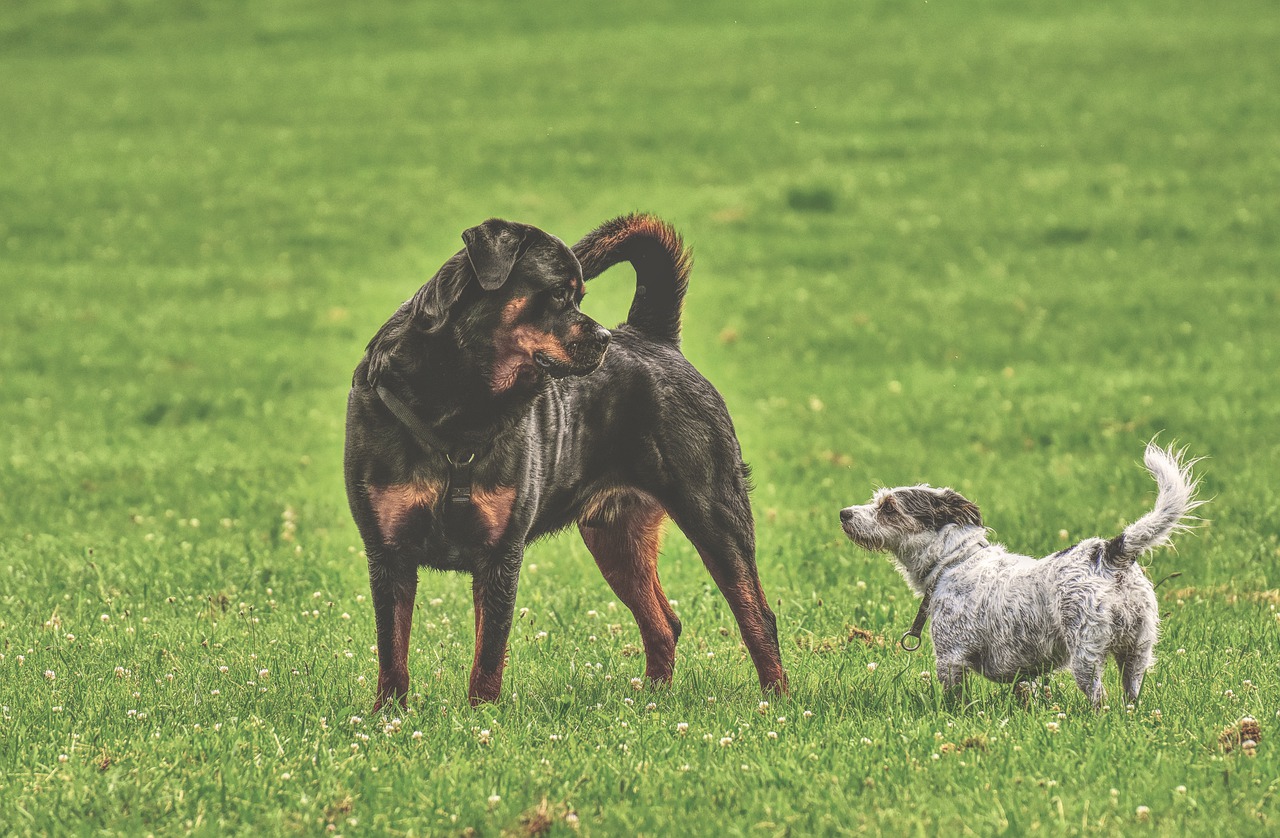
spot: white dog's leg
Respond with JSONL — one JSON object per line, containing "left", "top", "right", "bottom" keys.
{"left": 1117, "top": 645, "right": 1154, "bottom": 701}
{"left": 936, "top": 658, "right": 967, "bottom": 695}
{"left": 1069, "top": 653, "right": 1107, "bottom": 707}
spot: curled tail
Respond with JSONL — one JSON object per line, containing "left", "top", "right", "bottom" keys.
{"left": 572, "top": 213, "right": 691, "bottom": 345}
{"left": 1105, "top": 442, "right": 1205, "bottom": 564}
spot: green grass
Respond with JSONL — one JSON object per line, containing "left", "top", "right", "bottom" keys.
{"left": 2, "top": 0, "right": 1279, "bottom": 834}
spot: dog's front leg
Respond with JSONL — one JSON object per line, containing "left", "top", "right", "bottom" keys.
{"left": 937, "top": 660, "right": 967, "bottom": 699}
{"left": 468, "top": 554, "right": 522, "bottom": 705}
{"left": 368, "top": 550, "right": 418, "bottom": 711}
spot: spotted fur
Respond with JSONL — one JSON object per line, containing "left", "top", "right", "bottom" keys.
{"left": 839, "top": 442, "right": 1203, "bottom": 706}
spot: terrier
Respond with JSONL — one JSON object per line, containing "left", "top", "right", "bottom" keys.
{"left": 839, "top": 442, "right": 1202, "bottom": 705}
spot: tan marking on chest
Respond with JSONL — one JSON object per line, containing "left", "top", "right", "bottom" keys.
{"left": 367, "top": 481, "right": 443, "bottom": 544}
{"left": 471, "top": 486, "right": 517, "bottom": 545}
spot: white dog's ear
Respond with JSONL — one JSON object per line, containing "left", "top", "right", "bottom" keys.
{"left": 939, "top": 489, "right": 983, "bottom": 528}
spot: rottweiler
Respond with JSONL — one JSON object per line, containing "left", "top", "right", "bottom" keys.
{"left": 344, "top": 214, "right": 787, "bottom": 708}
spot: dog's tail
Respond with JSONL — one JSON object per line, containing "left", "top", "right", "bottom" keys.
{"left": 572, "top": 213, "right": 691, "bottom": 346}
{"left": 1105, "top": 441, "right": 1205, "bottom": 565}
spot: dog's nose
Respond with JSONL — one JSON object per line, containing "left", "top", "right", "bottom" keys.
{"left": 592, "top": 325, "right": 612, "bottom": 347}
{"left": 840, "top": 508, "right": 854, "bottom": 524}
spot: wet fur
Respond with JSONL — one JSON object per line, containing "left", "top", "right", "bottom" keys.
{"left": 345, "top": 214, "right": 786, "bottom": 709}
{"left": 839, "top": 442, "right": 1203, "bottom": 706}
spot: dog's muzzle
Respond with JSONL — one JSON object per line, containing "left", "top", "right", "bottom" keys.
{"left": 557, "top": 325, "right": 611, "bottom": 377}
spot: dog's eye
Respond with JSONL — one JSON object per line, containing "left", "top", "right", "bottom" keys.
{"left": 877, "top": 496, "right": 900, "bottom": 516}
{"left": 549, "top": 287, "right": 571, "bottom": 306}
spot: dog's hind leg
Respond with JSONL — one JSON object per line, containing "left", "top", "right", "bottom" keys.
{"left": 1121, "top": 649, "right": 1152, "bottom": 701}
{"left": 1115, "top": 589, "right": 1158, "bottom": 702}
{"left": 579, "top": 500, "right": 680, "bottom": 684}
{"left": 1116, "top": 643, "right": 1154, "bottom": 702}
{"left": 662, "top": 490, "right": 788, "bottom": 694}
{"left": 1069, "top": 652, "right": 1107, "bottom": 708}
{"left": 368, "top": 551, "right": 419, "bottom": 711}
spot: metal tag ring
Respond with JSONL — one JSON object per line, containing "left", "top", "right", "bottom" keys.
{"left": 900, "top": 632, "right": 922, "bottom": 652}
{"left": 447, "top": 451, "right": 476, "bottom": 466}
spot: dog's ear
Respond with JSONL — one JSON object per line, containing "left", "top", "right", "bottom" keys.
{"left": 462, "top": 219, "right": 528, "bottom": 291}
{"left": 940, "top": 489, "right": 984, "bottom": 528}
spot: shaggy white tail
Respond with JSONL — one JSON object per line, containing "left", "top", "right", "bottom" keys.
{"left": 1105, "top": 442, "right": 1204, "bottom": 564}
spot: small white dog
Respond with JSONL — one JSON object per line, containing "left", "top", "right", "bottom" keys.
{"left": 839, "top": 442, "right": 1202, "bottom": 705}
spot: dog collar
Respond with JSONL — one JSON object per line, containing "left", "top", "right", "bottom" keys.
{"left": 900, "top": 593, "right": 930, "bottom": 652}
{"left": 373, "top": 383, "right": 479, "bottom": 512}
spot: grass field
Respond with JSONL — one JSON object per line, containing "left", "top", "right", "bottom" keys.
{"left": 3, "top": 0, "right": 1279, "bottom": 834}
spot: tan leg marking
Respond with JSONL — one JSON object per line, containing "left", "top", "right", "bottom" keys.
{"left": 579, "top": 489, "right": 678, "bottom": 682}
{"left": 471, "top": 485, "right": 517, "bottom": 545}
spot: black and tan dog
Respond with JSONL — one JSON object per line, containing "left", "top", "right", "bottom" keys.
{"left": 344, "top": 214, "right": 787, "bottom": 708}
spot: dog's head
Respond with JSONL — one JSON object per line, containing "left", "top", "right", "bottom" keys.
{"left": 840, "top": 486, "right": 984, "bottom": 583}
{"left": 418, "top": 219, "right": 611, "bottom": 393}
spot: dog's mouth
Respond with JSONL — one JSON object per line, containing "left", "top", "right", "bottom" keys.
{"left": 534, "top": 348, "right": 605, "bottom": 379}
{"left": 533, "top": 350, "right": 576, "bottom": 379}
{"left": 841, "top": 514, "right": 887, "bottom": 551}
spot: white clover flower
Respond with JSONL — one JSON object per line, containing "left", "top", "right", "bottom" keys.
{"left": 867, "top": 662, "right": 878, "bottom": 672}
{"left": 767, "top": 731, "right": 778, "bottom": 740}
{"left": 676, "top": 723, "right": 689, "bottom": 734}
{"left": 719, "top": 736, "right": 733, "bottom": 747}
{"left": 488, "top": 794, "right": 501, "bottom": 806}
{"left": 44, "top": 670, "right": 56, "bottom": 681}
